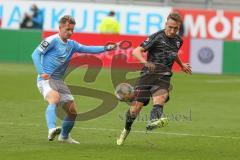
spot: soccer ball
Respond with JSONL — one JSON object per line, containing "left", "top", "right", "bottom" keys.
{"left": 115, "top": 83, "right": 135, "bottom": 102}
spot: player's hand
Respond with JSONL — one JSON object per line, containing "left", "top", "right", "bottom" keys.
{"left": 41, "top": 73, "right": 50, "bottom": 80}
{"left": 144, "top": 62, "right": 156, "bottom": 72}
{"left": 105, "top": 44, "right": 117, "bottom": 51}
{"left": 181, "top": 63, "right": 192, "bottom": 74}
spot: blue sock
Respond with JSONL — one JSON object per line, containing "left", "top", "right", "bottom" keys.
{"left": 61, "top": 116, "right": 75, "bottom": 138}
{"left": 45, "top": 104, "right": 57, "bottom": 129}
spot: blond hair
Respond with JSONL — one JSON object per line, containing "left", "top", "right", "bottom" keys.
{"left": 59, "top": 15, "right": 76, "bottom": 25}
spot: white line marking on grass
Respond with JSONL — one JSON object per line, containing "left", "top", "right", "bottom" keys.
{"left": 205, "top": 79, "right": 240, "bottom": 83}
{"left": 78, "top": 127, "right": 240, "bottom": 140}
{"left": 1, "top": 122, "right": 240, "bottom": 140}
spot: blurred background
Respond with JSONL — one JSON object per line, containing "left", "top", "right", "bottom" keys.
{"left": 0, "top": 1, "right": 240, "bottom": 159}
{"left": 0, "top": 0, "right": 240, "bottom": 74}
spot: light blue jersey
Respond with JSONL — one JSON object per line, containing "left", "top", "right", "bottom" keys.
{"left": 32, "top": 34, "right": 106, "bottom": 81}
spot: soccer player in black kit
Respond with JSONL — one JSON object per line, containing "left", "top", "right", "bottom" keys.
{"left": 117, "top": 12, "right": 192, "bottom": 145}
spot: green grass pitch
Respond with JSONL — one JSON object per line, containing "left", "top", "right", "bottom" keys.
{"left": 0, "top": 63, "right": 239, "bottom": 160}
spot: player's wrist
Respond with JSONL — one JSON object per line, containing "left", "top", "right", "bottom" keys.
{"left": 143, "top": 61, "right": 153, "bottom": 66}
{"left": 105, "top": 44, "right": 116, "bottom": 51}
{"left": 41, "top": 73, "right": 50, "bottom": 80}
{"left": 180, "top": 63, "right": 185, "bottom": 69}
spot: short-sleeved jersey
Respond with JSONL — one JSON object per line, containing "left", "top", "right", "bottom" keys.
{"left": 140, "top": 30, "right": 183, "bottom": 72}
{"left": 35, "top": 34, "right": 105, "bottom": 81}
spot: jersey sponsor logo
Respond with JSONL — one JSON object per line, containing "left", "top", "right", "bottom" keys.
{"left": 66, "top": 47, "right": 71, "bottom": 53}
{"left": 40, "top": 41, "right": 49, "bottom": 50}
{"left": 198, "top": 47, "right": 214, "bottom": 64}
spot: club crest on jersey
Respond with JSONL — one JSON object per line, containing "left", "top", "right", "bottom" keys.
{"left": 66, "top": 47, "right": 71, "bottom": 52}
{"left": 176, "top": 41, "right": 180, "bottom": 48}
{"left": 40, "top": 41, "right": 49, "bottom": 50}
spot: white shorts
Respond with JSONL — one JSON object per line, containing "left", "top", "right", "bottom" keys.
{"left": 37, "top": 79, "right": 74, "bottom": 102}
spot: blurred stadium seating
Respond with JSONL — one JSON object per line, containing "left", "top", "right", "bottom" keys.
{"left": 36, "top": 0, "right": 240, "bottom": 10}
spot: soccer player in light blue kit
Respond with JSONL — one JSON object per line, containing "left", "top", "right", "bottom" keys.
{"left": 32, "top": 15, "right": 116, "bottom": 144}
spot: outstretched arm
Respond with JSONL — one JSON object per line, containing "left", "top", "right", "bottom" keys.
{"left": 175, "top": 54, "right": 192, "bottom": 74}
{"left": 75, "top": 42, "right": 116, "bottom": 54}
{"left": 79, "top": 45, "right": 106, "bottom": 53}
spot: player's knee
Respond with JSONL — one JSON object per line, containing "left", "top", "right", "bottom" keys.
{"left": 68, "top": 108, "right": 77, "bottom": 118}
{"left": 46, "top": 93, "right": 60, "bottom": 104}
{"left": 129, "top": 110, "right": 138, "bottom": 118}
{"left": 153, "top": 95, "right": 168, "bottom": 105}
{"left": 152, "top": 89, "right": 169, "bottom": 104}
{"left": 49, "top": 98, "right": 60, "bottom": 104}
{"left": 66, "top": 101, "right": 77, "bottom": 118}
{"left": 130, "top": 101, "right": 143, "bottom": 116}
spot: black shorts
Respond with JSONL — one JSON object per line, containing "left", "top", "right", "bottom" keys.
{"left": 133, "top": 69, "right": 172, "bottom": 106}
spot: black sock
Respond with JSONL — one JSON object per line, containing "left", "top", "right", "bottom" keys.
{"left": 149, "top": 104, "right": 163, "bottom": 121}
{"left": 125, "top": 109, "right": 136, "bottom": 131}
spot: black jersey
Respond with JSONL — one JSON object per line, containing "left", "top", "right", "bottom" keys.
{"left": 140, "top": 30, "right": 183, "bottom": 72}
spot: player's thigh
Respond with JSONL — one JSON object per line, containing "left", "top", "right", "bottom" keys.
{"left": 151, "top": 75, "right": 171, "bottom": 104}
{"left": 58, "top": 81, "right": 76, "bottom": 115}
{"left": 152, "top": 89, "right": 169, "bottom": 105}
{"left": 46, "top": 90, "right": 61, "bottom": 104}
{"left": 37, "top": 79, "right": 60, "bottom": 104}
{"left": 57, "top": 80, "right": 74, "bottom": 102}
{"left": 134, "top": 72, "right": 156, "bottom": 106}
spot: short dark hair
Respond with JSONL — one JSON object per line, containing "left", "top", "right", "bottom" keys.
{"left": 108, "top": 11, "right": 115, "bottom": 16}
{"left": 59, "top": 15, "right": 76, "bottom": 25}
{"left": 167, "top": 12, "right": 182, "bottom": 23}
